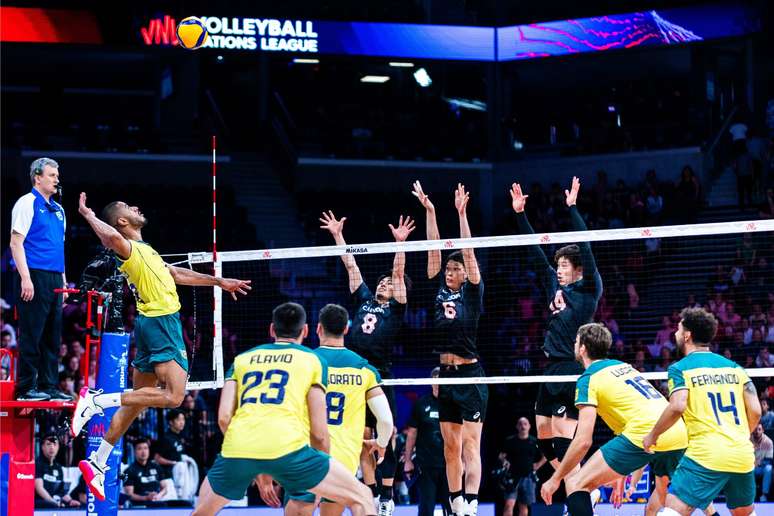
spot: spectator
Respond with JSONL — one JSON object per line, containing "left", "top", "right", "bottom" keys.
{"left": 760, "top": 399, "right": 774, "bottom": 431}
{"left": 730, "top": 119, "right": 749, "bottom": 155}
{"left": 649, "top": 316, "right": 675, "bottom": 357}
{"left": 58, "top": 371, "right": 76, "bottom": 398}
{"left": 756, "top": 346, "right": 773, "bottom": 368}
{"left": 403, "top": 367, "right": 449, "bottom": 516}
{"left": 652, "top": 347, "right": 672, "bottom": 373}
{"left": 676, "top": 165, "right": 701, "bottom": 223}
{"left": 0, "top": 300, "right": 17, "bottom": 348}
{"left": 496, "top": 417, "right": 544, "bottom": 516}
{"left": 35, "top": 434, "right": 80, "bottom": 508}
{"left": 751, "top": 305, "right": 768, "bottom": 327}
{"left": 155, "top": 409, "right": 187, "bottom": 477}
{"left": 721, "top": 302, "right": 743, "bottom": 329}
{"left": 645, "top": 185, "right": 664, "bottom": 223}
{"left": 633, "top": 350, "right": 647, "bottom": 372}
{"left": 684, "top": 294, "right": 702, "bottom": 310}
{"left": 752, "top": 423, "right": 773, "bottom": 501}
{"left": 124, "top": 438, "right": 168, "bottom": 507}
{"left": 0, "top": 366, "right": 8, "bottom": 380}
{"left": 734, "top": 148, "right": 755, "bottom": 209}
{"left": 9, "top": 157, "right": 69, "bottom": 401}
{"left": 1, "top": 331, "right": 12, "bottom": 371}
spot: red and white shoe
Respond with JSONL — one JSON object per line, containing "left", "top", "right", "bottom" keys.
{"left": 70, "top": 387, "right": 104, "bottom": 437}
{"left": 78, "top": 453, "right": 109, "bottom": 501}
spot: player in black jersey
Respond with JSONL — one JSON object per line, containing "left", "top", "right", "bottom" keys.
{"left": 412, "top": 181, "right": 486, "bottom": 516}
{"left": 320, "top": 210, "right": 413, "bottom": 515}
{"left": 509, "top": 177, "right": 602, "bottom": 485}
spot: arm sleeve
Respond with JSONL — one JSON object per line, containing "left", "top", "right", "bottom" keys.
{"left": 515, "top": 212, "right": 557, "bottom": 298}
{"left": 124, "top": 468, "right": 137, "bottom": 488}
{"left": 11, "top": 195, "right": 35, "bottom": 236}
{"left": 367, "top": 394, "right": 394, "bottom": 448}
{"left": 352, "top": 283, "right": 371, "bottom": 305}
{"left": 568, "top": 206, "right": 600, "bottom": 292}
{"left": 464, "top": 280, "right": 485, "bottom": 313}
{"left": 667, "top": 364, "right": 687, "bottom": 395}
{"left": 575, "top": 373, "right": 597, "bottom": 407}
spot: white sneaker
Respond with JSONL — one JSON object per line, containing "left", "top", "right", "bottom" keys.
{"left": 377, "top": 499, "right": 394, "bottom": 516}
{"left": 464, "top": 499, "right": 478, "bottom": 516}
{"left": 450, "top": 495, "right": 464, "bottom": 516}
{"left": 373, "top": 495, "right": 381, "bottom": 513}
{"left": 78, "top": 453, "right": 109, "bottom": 501}
{"left": 70, "top": 387, "right": 104, "bottom": 437}
{"left": 590, "top": 488, "right": 601, "bottom": 508}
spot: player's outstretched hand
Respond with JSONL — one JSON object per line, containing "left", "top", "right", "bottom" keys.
{"left": 509, "top": 183, "right": 528, "bottom": 213}
{"left": 319, "top": 210, "right": 346, "bottom": 237}
{"left": 540, "top": 476, "right": 560, "bottom": 506}
{"left": 219, "top": 278, "right": 252, "bottom": 300}
{"left": 255, "top": 474, "right": 282, "bottom": 508}
{"left": 454, "top": 183, "right": 469, "bottom": 216}
{"left": 78, "top": 192, "right": 95, "bottom": 219}
{"left": 565, "top": 176, "right": 580, "bottom": 207}
{"left": 411, "top": 181, "right": 435, "bottom": 212}
{"left": 364, "top": 438, "right": 386, "bottom": 465}
{"left": 389, "top": 215, "right": 416, "bottom": 242}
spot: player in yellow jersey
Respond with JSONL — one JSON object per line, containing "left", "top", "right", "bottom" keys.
{"left": 193, "top": 303, "right": 376, "bottom": 516}
{"left": 540, "top": 323, "right": 690, "bottom": 516}
{"left": 644, "top": 308, "right": 761, "bottom": 516}
{"left": 71, "top": 194, "right": 251, "bottom": 500}
{"left": 258, "top": 304, "right": 394, "bottom": 516}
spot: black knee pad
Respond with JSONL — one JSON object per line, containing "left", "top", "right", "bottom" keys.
{"left": 538, "top": 438, "right": 556, "bottom": 462}
{"left": 552, "top": 437, "right": 572, "bottom": 461}
{"left": 377, "top": 441, "right": 397, "bottom": 478}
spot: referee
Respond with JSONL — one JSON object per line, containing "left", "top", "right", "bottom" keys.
{"left": 9, "top": 158, "right": 70, "bottom": 401}
{"left": 404, "top": 367, "right": 450, "bottom": 516}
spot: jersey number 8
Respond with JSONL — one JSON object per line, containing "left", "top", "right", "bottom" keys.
{"left": 326, "top": 392, "right": 346, "bottom": 425}
{"left": 240, "top": 369, "right": 290, "bottom": 407}
{"left": 361, "top": 314, "right": 378, "bottom": 334}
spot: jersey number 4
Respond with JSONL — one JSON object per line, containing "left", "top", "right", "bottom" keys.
{"left": 707, "top": 391, "right": 740, "bottom": 426}
{"left": 240, "top": 369, "right": 289, "bottom": 407}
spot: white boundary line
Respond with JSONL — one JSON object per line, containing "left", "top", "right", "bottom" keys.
{"left": 382, "top": 368, "right": 774, "bottom": 386}
{"left": 188, "top": 219, "right": 774, "bottom": 264}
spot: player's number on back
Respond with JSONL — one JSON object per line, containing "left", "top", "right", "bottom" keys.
{"left": 442, "top": 301, "right": 457, "bottom": 319}
{"left": 625, "top": 376, "right": 661, "bottom": 399}
{"left": 326, "top": 392, "right": 346, "bottom": 425}
{"left": 240, "top": 369, "right": 290, "bottom": 407}
{"left": 361, "top": 314, "right": 378, "bottom": 334}
{"left": 707, "top": 391, "right": 740, "bottom": 426}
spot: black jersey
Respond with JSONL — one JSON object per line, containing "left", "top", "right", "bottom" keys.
{"left": 516, "top": 206, "right": 603, "bottom": 360}
{"left": 35, "top": 459, "right": 66, "bottom": 500}
{"left": 433, "top": 278, "right": 483, "bottom": 358}
{"left": 349, "top": 282, "right": 406, "bottom": 371}
{"left": 406, "top": 393, "right": 445, "bottom": 469}
{"left": 124, "top": 460, "right": 167, "bottom": 496}
{"left": 501, "top": 434, "right": 542, "bottom": 479}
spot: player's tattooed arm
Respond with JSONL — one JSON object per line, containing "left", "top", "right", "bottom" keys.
{"left": 320, "top": 210, "right": 363, "bottom": 294}
{"left": 412, "top": 181, "right": 441, "bottom": 279}
{"left": 743, "top": 381, "right": 762, "bottom": 433}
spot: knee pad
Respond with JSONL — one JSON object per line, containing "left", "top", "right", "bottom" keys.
{"left": 552, "top": 437, "right": 572, "bottom": 461}
{"left": 377, "top": 441, "right": 397, "bottom": 477}
{"left": 538, "top": 438, "right": 556, "bottom": 462}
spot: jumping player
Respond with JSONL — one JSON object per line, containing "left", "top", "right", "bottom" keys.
{"left": 510, "top": 177, "right": 602, "bottom": 476}
{"left": 539, "top": 323, "right": 690, "bottom": 515}
{"left": 193, "top": 303, "right": 376, "bottom": 516}
{"left": 72, "top": 193, "right": 251, "bottom": 500}
{"left": 413, "top": 181, "right": 486, "bottom": 516}
{"left": 644, "top": 308, "right": 760, "bottom": 516}
{"left": 319, "top": 211, "right": 413, "bottom": 515}
{"left": 258, "top": 303, "right": 394, "bottom": 516}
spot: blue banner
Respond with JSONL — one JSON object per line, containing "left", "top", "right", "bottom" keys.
{"left": 85, "top": 332, "right": 129, "bottom": 516}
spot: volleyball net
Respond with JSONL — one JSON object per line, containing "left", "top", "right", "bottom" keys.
{"left": 183, "top": 218, "right": 774, "bottom": 390}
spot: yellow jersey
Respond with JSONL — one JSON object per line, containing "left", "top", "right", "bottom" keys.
{"left": 575, "top": 359, "right": 687, "bottom": 452}
{"left": 221, "top": 342, "right": 328, "bottom": 460}
{"left": 118, "top": 240, "right": 180, "bottom": 317}
{"left": 668, "top": 351, "right": 754, "bottom": 473}
{"left": 313, "top": 346, "right": 382, "bottom": 474}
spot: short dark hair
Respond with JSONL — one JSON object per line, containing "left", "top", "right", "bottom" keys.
{"left": 101, "top": 201, "right": 123, "bottom": 227}
{"left": 680, "top": 307, "right": 718, "bottom": 345}
{"left": 58, "top": 371, "right": 75, "bottom": 382}
{"left": 446, "top": 251, "right": 465, "bottom": 266}
{"left": 133, "top": 437, "right": 151, "bottom": 449}
{"left": 376, "top": 271, "right": 413, "bottom": 294}
{"left": 319, "top": 304, "right": 349, "bottom": 337}
{"left": 577, "top": 323, "right": 612, "bottom": 360}
{"left": 554, "top": 244, "right": 581, "bottom": 268}
{"left": 272, "top": 302, "right": 307, "bottom": 339}
{"left": 166, "top": 408, "right": 185, "bottom": 423}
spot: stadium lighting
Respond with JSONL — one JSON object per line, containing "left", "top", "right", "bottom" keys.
{"left": 443, "top": 97, "right": 487, "bottom": 112}
{"left": 389, "top": 62, "right": 415, "bottom": 67}
{"left": 413, "top": 68, "right": 432, "bottom": 87}
{"left": 293, "top": 58, "right": 320, "bottom": 64}
{"left": 360, "top": 75, "right": 390, "bottom": 83}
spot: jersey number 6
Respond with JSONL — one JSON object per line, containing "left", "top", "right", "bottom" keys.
{"left": 442, "top": 301, "right": 457, "bottom": 319}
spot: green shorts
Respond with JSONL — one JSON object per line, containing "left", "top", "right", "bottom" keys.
{"left": 670, "top": 456, "right": 755, "bottom": 510}
{"left": 208, "top": 446, "right": 330, "bottom": 501}
{"left": 132, "top": 312, "right": 188, "bottom": 373}
{"left": 600, "top": 435, "right": 685, "bottom": 477}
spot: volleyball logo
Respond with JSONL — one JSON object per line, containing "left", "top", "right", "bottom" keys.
{"left": 176, "top": 16, "right": 209, "bottom": 50}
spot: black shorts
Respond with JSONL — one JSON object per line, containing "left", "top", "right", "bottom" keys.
{"left": 438, "top": 362, "right": 488, "bottom": 423}
{"left": 535, "top": 360, "right": 582, "bottom": 419}
{"left": 366, "top": 369, "right": 397, "bottom": 429}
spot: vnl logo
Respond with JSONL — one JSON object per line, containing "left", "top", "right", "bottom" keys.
{"left": 140, "top": 15, "right": 179, "bottom": 46}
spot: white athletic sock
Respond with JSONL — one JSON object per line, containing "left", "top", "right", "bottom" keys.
{"left": 94, "top": 392, "right": 121, "bottom": 409}
{"left": 659, "top": 508, "right": 682, "bottom": 516}
{"left": 94, "top": 440, "right": 113, "bottom": 467}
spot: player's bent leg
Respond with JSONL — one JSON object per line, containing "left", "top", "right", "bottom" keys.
{"left": 551, "top": 414, "right": 577, "bottom": 463}
{"left": 320, "top": 501, "right": 346, "bottom": 516}
{"left": 310, "top": 458, "right": 376, "bottom": 516}
{"left": 118, "top": 359, "right": 187, "bottom": 408}
{"left": 664, "top": 493, "right": 696, "bottom": 516}
{"left": 535, "top": 415, "right": 558, "bottom": 469}
{"left": 729, "top": 506, "right": 755, "bottom": 516}
{"left": 285, "top": 499, "right": 316, "bottom": 516}
{"left": 192, "top": 477, "right": 231, "bottom": 516}
{"left": 564, "top": 450, "right": 621, "bottom": 516}
{"left": 645, "top": 475, "right": 669, "bottom": 516}
{"left": 502, "top": 498, "right": 515, "bottom": 516}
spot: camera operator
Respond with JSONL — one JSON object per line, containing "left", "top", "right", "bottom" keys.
{"left": 495, "top": 417, "right": 544, "bottom": 516}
